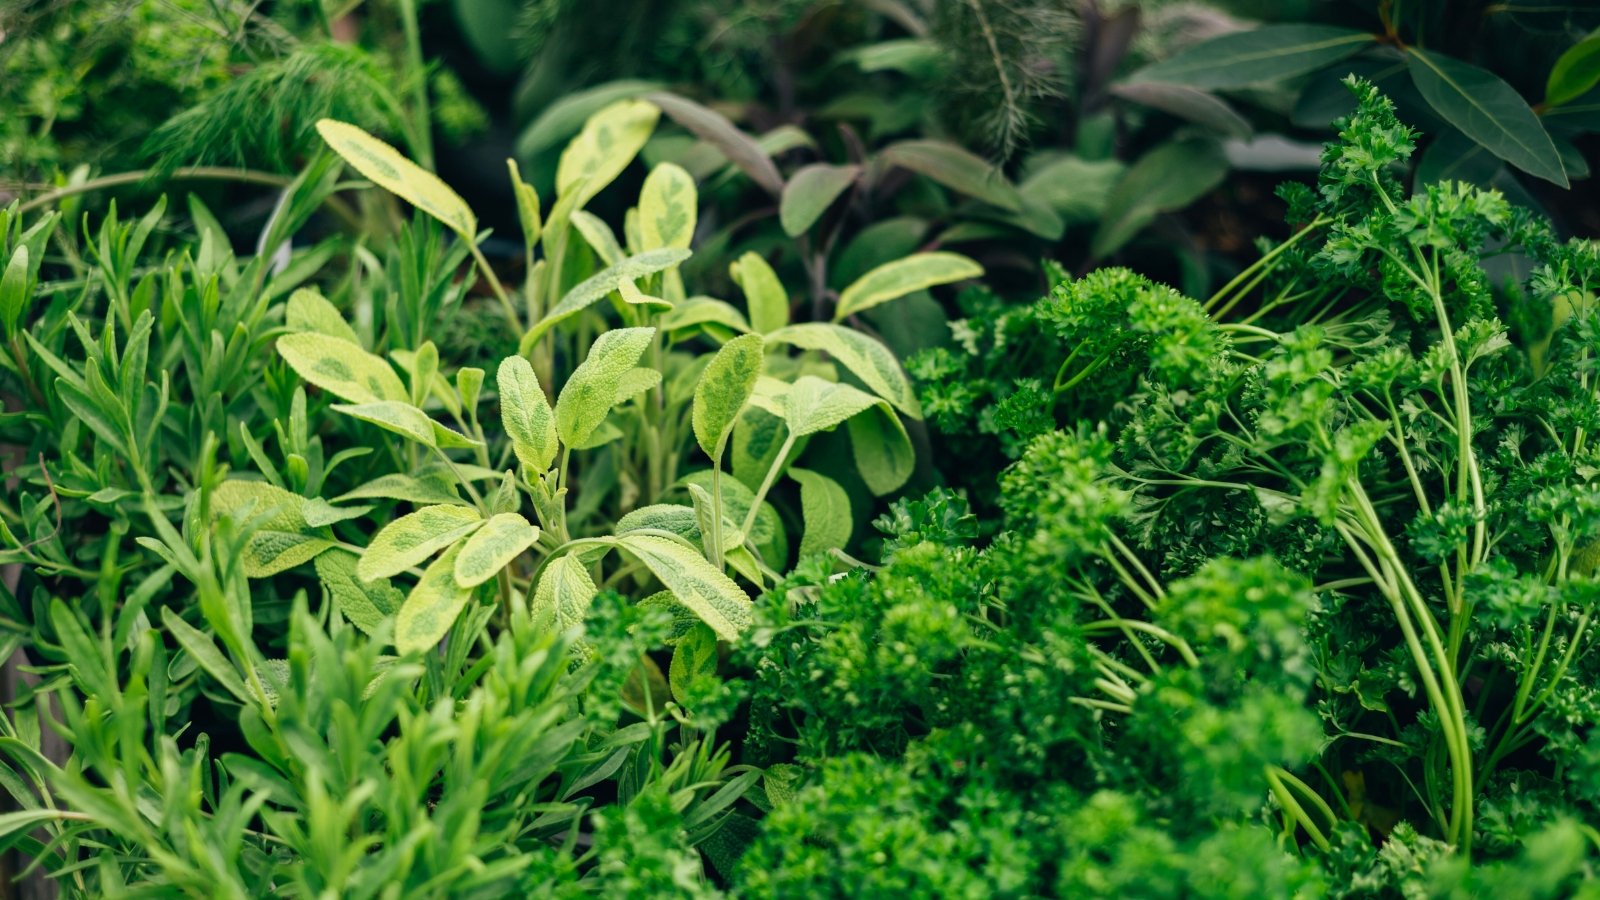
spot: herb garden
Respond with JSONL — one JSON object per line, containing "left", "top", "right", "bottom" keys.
{"left": 1, "top": 1, "right": 1599, "bottom": 896}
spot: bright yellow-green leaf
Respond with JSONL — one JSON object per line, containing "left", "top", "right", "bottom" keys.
{"left": 765, "top": 323, "right": 920, "bottom": 418}
{"left": 640, "top": 162, "right": 697, "bottom": 250}
{"left": 316, "top": 119, "right": 477, "bottom": 238}
{"left": 359, "top": 504, "right": 484, "bottom": 582}
{"left": 555, "top": 327, "right": 656, "bottom": 448}
{"left": 556, "top": 99, "right": 661, "bottom": 206}
{"left": 285, "top": 287, "right": 360, "bottom": 345}
{"left": 530, "top": 554, "right": 598, "bottom": 632}
{"left": 507, "top": 158, "right": 542, "bottom": 249}
{"left": 730, "top": 252, "right": 788, "bottom": 334}
{"left": 835, "top": 252, "right": 982, "bottom": 322}
{"left": 612, "top": 533, "right": 753, "bottom": 641}
{"left": 497, "top": 356, "right": 558, "bottom": 473}
{"left": 693, "top": 333, "right": 764, "bottom": 459}
{"left": 210, "top": 480, "right": 334, "bottom": 577}
{"left": 276, "top": 332, "right": 408, "bottom": 405}
{"left": 395, "top": 543, "right": 474, "bottom": 654}
{"left": 454, "top": 513, "right": 539, "bottom": 588}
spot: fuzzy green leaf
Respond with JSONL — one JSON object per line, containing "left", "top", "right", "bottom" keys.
{"left": 556, "top": 99, "right": 660, "bottom": 206}
{"left": 454, "top": 513, "right": 539, "bottom": 588}
{"left": 316, "top": 119, "right": 477, "bottom": 238}
{"left": 781, "top": 376, "right": 880, "bottom": 437}
{"left": 210, "top": 481, "right": 332, "bottom": 577}
{"left": 765, "top": 323, "right": 920, "bottom": 417}
{"left": 284, "top": 287, "right": 359, "bottom": 345}
{"left": 555, "top": 327, "right": 656, "bottom": 447}
{"left": 0, "top": 245, "right": 29, "bottom": 338}
{"left": 834, "top": 252, "right": 983, "bottom": 322}
{"left": 612, "top": 534, "right": 753, "bottom": 640}
{"left": 359, "top": 504, "right": 484, "bottom": 582}
{"left": 790, "top": 468, "right": 852, "bottom": 558}
{"left": 731, "top": 252, "right": 789, "bottom": 334}
{"left": 669, "top": 623, "right": 720, "bottom": 707}
{"left": 497, "top": 356, "right": 559, "bottom": 473}
{"left": 847, "top": 403, "right": 914, "bottom": 495}
{"left": 639, "top": 162, "right": 697, "bottom": 250}
{"left": 314, "top": 549, "right": 402, "bottom": 636}
{"left": 780, "top": 163, "right": 859, "bottom": 236}
{"left": 530, "top": 554, "right": 597, "bottom": 632}
{"left": 395, "top": 543, "right": 474, "bottom": 655}
{"left": 524, "top": 248, "right": 691, "bottom": 346}
{"left": 693, "top": 333, "right": 765, "bottom": 460}
{"left": 276, "top": 332, "right": 407, "bottom": 404}
{"left": 507, "top": 158, "right": 542, "bottom": 249}
{"left": 330, "top": 400, "right": 442, "bottom": 448}
{"left": 879, "top": 139, "right": 1021, "bottom": 211}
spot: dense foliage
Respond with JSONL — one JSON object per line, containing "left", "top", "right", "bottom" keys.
{"left": 1, "top": 0, "right": 1598, "bottom": 896}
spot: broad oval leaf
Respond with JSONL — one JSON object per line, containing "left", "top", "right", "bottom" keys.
{"left": 210, "top": 480, "right": 332, "bottom": 577}
{"left": 276, "top": 332, "right": 407, "bottom": 404}
{"left": 781, "top": 376, "right": 881, "bottom": 437}
{"left": 661, "top": 297, "right": 752, "bottom": 337}
{"left": 316, "top": 119, "right": 477, "bottom": 238}
{"left": 730, "top": 252, "right": 789, "bottom": 334}
{"left": 1131, "top": 24, "right": 1375, "bottom": 89}
{"left": 612, "top": 534, "right": 753, "bottom": 641}
{"left": 556, "top": 99, "right": 661, "bottom": 206}
{"left": 614, "top": 367, "right": 663, "bottom": 405}
{"left": 1091, "top": 139, "right": 1227, "bottom": 258}
{"left": 285, "top": 287, "right": 359, "bottom": 345}
{"left": 395, "top": 543, "right": 474, "bottom": 654}
{"left": 530, "top": 554, "right": 598, "bottom": 632}
{"left": 835, "top": 252, "right": 983, "bottom": 322}
{"left": 732, "top": 405, "right": 787, "bottom": 492}
{"left": 1407, "top": 48, "right": 1567, "bottom": 187}
{"left": 331, "top": 400, "right": 457, "bottom": 449}
{"left": 847, "top": 405, "right": 915, "bottom": 495}
{"left": 315, "top": 549, "right": 402, "bottom": 636}
{"left": 639, "top": 162, "right": 697, "bottom": 250}
{"left": 669, "top": 623, "right": 719, "bottom": 708}
{"left": 359, "top": 505, "right": 484, "bottom": 582}
{"left": 790, "top": 468, "right": 852, "bottom": 558}
{"left": 524, "top": 248, "right": 691, "bottom": 345}
{"left": 780, "top": 163, "right": 859, "bottom": 236}
{"left": 515, "top": 79, "right": 661, "bottom": 163}
{"left": 1109, "top": 82, "right": 1252, "bottom": 139}
{"left": 454, "top": 513, "right": 539, "bottom": 588}
{"left": 336, "top": 472, "right": 465, "bottom": 506}
{"left": 879, "top": 139, "right": 1021, "bottom": 211}
{"left": 646, "top": 92, "right": 784, "bottom": 196}
{"left": 765, "top": 323, "right": 920, "bottom": 418}
{"left": 1546, "top": 32, "right": 1600, "bottom": 109}
{"left": 555, "top": 327, "right": 656, "bottom": 447}
{"left": 693, "top": 333, "right": 765, "bottom": 459}
{"left": 498, "top": 356, "right": 558, "bottom": 473}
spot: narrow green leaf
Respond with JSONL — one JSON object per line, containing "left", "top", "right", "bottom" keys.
{"left": 454, "top": 513, "right": 539, "bottom": 588}
{"left": 780, "top": 164, "right": 859, "bottom": 236}
{"left": 639, "top": 162, "right": 697, "bottom": 250}
{"left": 834, "top": 252, "right": 982, "bottom": 322}
{"left": 1407, "top": 48, "right": 1567, "bottom": 186}
{"left": 395, "top": 543, "right": 474, "bottom": 654}
{"left": 162, "top": 608, "right": 253, "bottom": 705}
{"left": 524, "top": 248, "right": 690, "bottom": 345}
{"left": 316, "top": 119, "right": 477, "bottom": 238}
{"left": 693, "top": 334, "right": 765, "bottom": 459}
{"left": 284, "top": 287, "right": 359, "bottom": 345}
{"left": 0, "top": 246, "right": 28, "bottom": 338}
{"left": 879, "top": 139, "right": 1021, "bottom": 211}
{"left": 555, "top": 327, "right": 656, "bottom": 448}
{"left": 646, "top": 92, "right": 784, "bottom": 196}
{"left": 571, "top": 210, "right": 625, "bottom": 266}
{"left": 276, "top": 332, "right": 407, "bottom": 404}
{"left": 661, "top": 297, "right": 752, "bottom": 338}
{"left": 1091, "top": 139, "right": 1227, "bottom": 258}
{"left": 556, "top": 99, "right": 661, "bottom": 206}
{"left": 1109, "top": 82, "right": 1253, "bottom": 139}
{"left": 730, "top": 252, "right": 788, "bottom": 334}
{"left": 530, "top": 554, "right": 598, "bottom": 632}
{"left": 497, "top": 356, "right": 559, "bottom": 473}
{"left": 335, "top": 472, "right": 465, "bottom": 506}
{"left": 790, "top": 468, "right": 852, "bottom": 558}
{"left": 1131, "top": 24, "right": 1375, "bottom": 88}
{"left": 359, "top": 504, "right": 484, "bottom": 582}
{"left": 507, "top": 158, "right": 543, "bottom": 249}
{"left": 314, "top": 549, "right": 402, "bottom": 636}
{"left": 1546, "top": 30, "right": 1600, "bottom": 108}
{"left": 765, "top": 323, "right": 920, "bottom": 418}
{"left": 613, "top": 534, "right": 753, "bottom": 641}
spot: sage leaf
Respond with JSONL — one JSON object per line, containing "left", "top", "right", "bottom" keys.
{"left": 1108, "top": 83, "right": 1252, "bottom": 139}
{"left": 556, "top": 98, "right": 660, "bottom": 206}
{"left": 879, "top": 139, "right": 1021, "bottom": 211}
{"left": 780, "top": 163, "right": 859, "bottom": 236}
{"left": 730, "top": 252, "right": 788, "bottom": 334}
{"left": 284, "top": 287, "right": 359, "bottom": 345}
{"left": 790, "top": 468, "right": 852, "bottom": 558}
{"left": 613, "top": 367, "right": 662, "bottom": 405}
{"left": 336, "top": 472, "right": 466, "bottom": 507}
{"left": 781, "top": 376, "right": 881, "bottom": 437}
{"left": 454, "top": 513, "right": 539, "bottom": 588}
{"left": 524, "top": 248, "right": 690, "bottom": 345}
{"left": 555, "top": 327, "right": 655, "bottom": 448}
{"left": 612, "top": 533, "right": 753, "bottom": 641}
{"left": 571, "top": 210, "right": 625, "bottom": 266}
{"left": 359, "top": 504, "right": 484, "bottom": 582}
{"left": 669, "top": 623, "right": 719, "bottom": 707}
{"left": 646, "top": 92, "right": 784, "bottom": 196}
{"left": 316, "top": 119, "right": 477, "bottom": 238}
{"left": 395, "top": 543, "right": 474, "bottom": 655}
{"left": 847, "top": 405, "right": 915, "bottom": 495}
{"left": 497, "top": 356, "right": 558, "bottom": 473}
{"left": 210, "top": 481, "right": 332, "bottom": 577}
{"left": 834, "top": 252, "right": 983, "bottom": 322}
{"left": 1407, "top": 48, "right": 1567, "bottom": 186}
{"left": 660, "top": 297, "right": 752, "bottom": 338}
{"left": 507, "top": 158, "right": 542, "bottom": 249}
{"left": 765, "top": 323, "right": 920, "bottom": 417}
{"left": 1131, "top": 24, "right": 1374, "bottom": 88}
{"left": 276, "top": 332, "right": 407, "bottom": 404}
{"left": 314, "top": 549, "right": 402, "bottom": 636}
{"left": 693, "top": 333, "right": 765, "bottom": 459}
{"left": 330, "top": 401, "right": 441, "bottom": 448}
{"left": 530, "top": 554, "right": 598, "bottom": 632}
{"left": 639, "top": 162, "right": 697, "bottom": 250}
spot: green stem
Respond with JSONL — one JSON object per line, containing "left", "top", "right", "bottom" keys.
{"left": 741, "top": 433, "right": 796, "bottom": 537}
